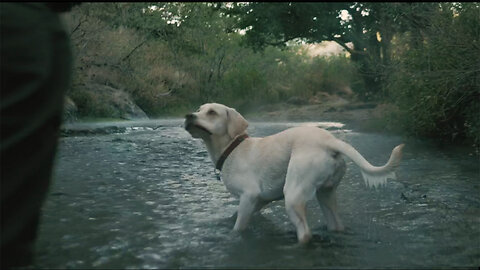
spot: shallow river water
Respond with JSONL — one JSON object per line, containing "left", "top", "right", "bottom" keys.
{"left": 33, "top": 119, "right": 479, "bottom": 268}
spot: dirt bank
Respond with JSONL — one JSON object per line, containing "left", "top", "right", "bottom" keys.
{"left": 245, "top": 94, "right": 398, "bottom": 133}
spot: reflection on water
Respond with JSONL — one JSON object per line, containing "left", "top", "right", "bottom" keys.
{"left": 34, "top": 119, "right": 479, "bottom": 268}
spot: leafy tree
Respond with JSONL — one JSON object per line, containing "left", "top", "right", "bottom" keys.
{"left": 225, "top": 2, "right": 441, "bottom": 99}
{"left": 386, "top": 2, "right": 480, "bottom": 145}
{"left": 63, "top": 2, "right": 369, "bottom": 117}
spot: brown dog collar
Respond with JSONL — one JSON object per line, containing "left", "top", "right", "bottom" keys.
{"left": 216, "top": 134, "right": 249, "bottom": 171}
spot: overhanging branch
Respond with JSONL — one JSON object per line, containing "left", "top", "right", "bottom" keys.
{"left": 331, "top": 37, "right": 367, "bottom": 56}
{"left": 332, "top": 38, "right": 353, "bottom": 54}
{"left": 120, "top": 39, "right": 148, "bottom": 63}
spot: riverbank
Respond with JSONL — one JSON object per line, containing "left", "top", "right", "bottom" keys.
{"left": 67, "top": 91, "right": 395, "bottom": 131}
{"left": 244, "top": 99, "right": 399, "bottom": 134}
{"left": 60, "top": 101, "right": 479, "bottom": 157}
{"left": 63, "top": 98, "right": 395, "bottom": 136}
{"left": 245, "top": 101, "right": 478, "bottom": 155}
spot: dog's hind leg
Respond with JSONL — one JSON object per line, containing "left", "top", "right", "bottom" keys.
{"left": 316, "top": 157, "right": 346, "bottom": 231}
{"left": 285, "top": 197, "right": 311, "bottom": 244}
{"left": 316, "top": 188, "right": 344, "bottom": 231}
{"left": 283, "top": 150, "right": 324, "bottom": 244}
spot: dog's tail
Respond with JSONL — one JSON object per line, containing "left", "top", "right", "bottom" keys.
{"left": 329, "top": 140, "right": 405, "bottom": 188}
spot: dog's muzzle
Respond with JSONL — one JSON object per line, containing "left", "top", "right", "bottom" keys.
{"left": 184, "top": 114, "right": 212, "bottom": 135}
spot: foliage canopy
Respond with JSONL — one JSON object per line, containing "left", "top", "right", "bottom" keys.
{"left": 64, "top": 2, "right": 479, "bottom": 145}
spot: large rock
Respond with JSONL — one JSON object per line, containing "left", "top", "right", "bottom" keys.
{"left": 77, "top": 83, "right": 149, "bottom": 120}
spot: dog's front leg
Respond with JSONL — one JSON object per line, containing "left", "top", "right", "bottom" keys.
{"left": 233, "top": 193, "right": 259, "bottom": 232}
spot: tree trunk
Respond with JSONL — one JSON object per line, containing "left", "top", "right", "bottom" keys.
{"left": 348, "top": 39, "right": 382, "bottom": 101}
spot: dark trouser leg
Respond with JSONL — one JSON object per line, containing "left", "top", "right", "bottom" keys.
{"left": 0, "top": 3, "right": 72, "bottom": 268}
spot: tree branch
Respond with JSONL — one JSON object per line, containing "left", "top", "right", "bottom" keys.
{"left": 120, "top": 39, "right": 148, "bottom": 63}
{"left": 332, "top": 37, "right": 367, "bottom": 56}
{"left": 70, "top": 17, "right": 87, "bottom": 36}
{"left": 332, "top": 38, "right": 353, "bottom": 54}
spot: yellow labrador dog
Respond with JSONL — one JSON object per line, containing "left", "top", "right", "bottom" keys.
{"left": 184, "top": 103, "right": 404, "bottom": 244}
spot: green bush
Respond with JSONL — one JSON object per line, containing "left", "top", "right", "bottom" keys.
{"left": 291, "top": 55, "right": 364, "bottom": 98}
{"left": 65, "top": 3, "right": 364, "bottom": 119}
{"left": 386, "top": 3, "right": 480, "bottom": 145}
{"left": 70, "top": 89, "right": 116, "bottom": 118}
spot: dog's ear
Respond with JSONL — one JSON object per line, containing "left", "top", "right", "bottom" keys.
{"left": 226, "top": 107, "right": 248, "bottom": 138}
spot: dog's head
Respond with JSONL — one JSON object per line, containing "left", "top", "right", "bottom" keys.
{"left": 184, "top": 103, "right": 248, "bottom": 140}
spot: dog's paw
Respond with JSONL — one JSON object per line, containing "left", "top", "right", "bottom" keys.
{"left": 298, "top": 233, "right": 312, "bottom": 245}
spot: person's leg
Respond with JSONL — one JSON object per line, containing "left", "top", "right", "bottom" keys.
{"left": 0, "top": 3, "right": 72, "bottom": 268}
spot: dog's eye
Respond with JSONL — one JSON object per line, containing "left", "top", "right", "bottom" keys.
{"left": 207, "top": 109, "right": 217, "bottom": 116}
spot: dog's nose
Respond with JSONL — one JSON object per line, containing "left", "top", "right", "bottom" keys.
{"left": 185, "top": 113, "right": 196, "bottom": 120}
